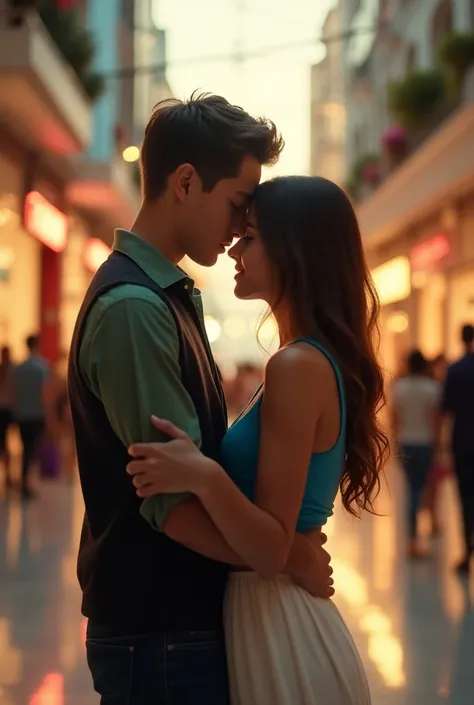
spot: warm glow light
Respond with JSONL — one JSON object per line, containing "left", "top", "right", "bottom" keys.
{"left": 258, "top": 315, "right": 278, "bottom": 341}
{"left": 0, "top": 248, "right": 15, "bottom": 269}
{"left": 223, "top": 316, "right": 247, "bottom": 339}
{"left": 412, "top": 271, "right": 428, "bottom": 289}
{"left": 387, "top": 311, "right": 409, "bottom": 334}
{"left": 122, "top": 145, "right": 140, "bottom": 163}
{"left": 83, "top": 238, "right": 112, "bottom": 273}
{"left": 29, "top": 673, "right": 64, "bottom": 705}
{"left": 371, "top": 257, "right": 410, "bottom": 306}
{"left": 204, "top": 315, "right": 221, "bottom": 343}
{"left": 24, "top": 191, "right": 68, "bottom": 253}
{"left": 333, "top": 560, "right": 406, "bottom": 688}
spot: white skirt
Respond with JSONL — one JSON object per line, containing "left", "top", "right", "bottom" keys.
{"left": 224, "top": 572, "right": 371, "bottom": 705}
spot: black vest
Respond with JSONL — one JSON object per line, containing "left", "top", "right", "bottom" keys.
{"left": 68, "top": 251, "right": 229, "bottom": 631}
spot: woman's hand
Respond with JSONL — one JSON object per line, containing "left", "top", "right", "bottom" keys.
{"left": 127, "top": 417, "right": 217, "bottom": 497}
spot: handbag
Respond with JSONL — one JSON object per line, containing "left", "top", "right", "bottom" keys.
{"left": 39, "top": 441, "right": 61, "bottom": 480}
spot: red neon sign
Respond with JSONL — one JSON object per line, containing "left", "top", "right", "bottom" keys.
{"left": 84, "top": 238, "right": 111, "bottom": 273}
{"left": 410, "top": 234, "right": 450, "bottom": 271}
{"left": 24, "top": 191, "right": 68, "bottom": 253}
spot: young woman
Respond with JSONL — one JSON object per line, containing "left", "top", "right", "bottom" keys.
{"left": 128, "top": 176, "right": 389, "bottom": 704}
{"left": 0, "top": 345, "right": 14, "bottom": 488}
{"left": 391, "top": 349, "right": 441, "bottom": 557}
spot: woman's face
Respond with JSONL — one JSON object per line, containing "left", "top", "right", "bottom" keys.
{"left": 228, "top": 207, "right": 277, "bottom": 303}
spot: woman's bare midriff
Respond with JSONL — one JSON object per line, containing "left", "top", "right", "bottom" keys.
{"left": 230, "top": 526, "right": 323, "bottom": 572}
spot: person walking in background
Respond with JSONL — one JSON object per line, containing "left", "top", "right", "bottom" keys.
{"left": 0, "top": 345, "right": 14, "bottom": 489}
{"left": 12, "top": 334, "right": 50, "bottom": 499}
{"left": 440, "top": 324, "right": 474, "bottom": 574}
{"left": 422, "top": 353, "right": 450, "bottom": 536}
{"left": 391, "top": 350, "right": 441, "bottom": 559}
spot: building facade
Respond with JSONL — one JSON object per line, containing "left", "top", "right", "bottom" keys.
{"left": 344, "top": 0, "right": 474, "bottom": 377}
{"left": 0, "top": 0, "right": 171, "bottom": 362}
{"left": 310, "top": 2, "right": 346, "bottom": 184}
{"left": 0, "top": 0, "right": 93, "bottom": 361}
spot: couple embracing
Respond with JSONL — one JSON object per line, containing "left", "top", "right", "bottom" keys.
{"left": 69, "top": 93, "right": 389, "bottom": 704}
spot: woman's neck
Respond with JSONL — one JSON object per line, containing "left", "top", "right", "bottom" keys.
{"left": 273, "top": 306, "right": 305, "bottom": 348}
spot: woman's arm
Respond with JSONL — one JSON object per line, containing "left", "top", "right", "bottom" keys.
{"left": 162, "top": 496, "right": 332, "bottom": 596}
{"left": 191, "top": 347, "right": 327, "bottom": 577}
{"left": 129, "top": 345, "right": 330, "bottom": 578}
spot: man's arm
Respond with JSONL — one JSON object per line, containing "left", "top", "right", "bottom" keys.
{"left": 80, "top": 285, "right": 201, "bottom": 526}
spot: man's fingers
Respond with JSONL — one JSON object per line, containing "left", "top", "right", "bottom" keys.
{"left": 320, "top": 532, "right": 328, "bottom": 546}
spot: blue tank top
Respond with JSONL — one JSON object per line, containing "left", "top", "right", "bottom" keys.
{"left": 219, "top": 339, "right": 346, "bottom": 531}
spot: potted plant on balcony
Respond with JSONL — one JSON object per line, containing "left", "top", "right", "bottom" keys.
{"left": 37, "top": 1, "right": 105, "bottom": 101}
{"left": 388, "top": 69, "right": 445, "bottom": 131}
{"left": 346, "top": 153, "right": 382, "bottom": 201}
{"left": 380, "top": 125, "right": 408, "bottom": 170}
{"left": 438, "top": 31, "right": 474, "bottom": 97}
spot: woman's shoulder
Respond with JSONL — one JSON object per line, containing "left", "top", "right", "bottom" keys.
{"left": 265, "top": 342, "right": 335, "bottom": 394}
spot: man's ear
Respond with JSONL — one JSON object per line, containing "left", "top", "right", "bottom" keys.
{"left": 173, "top": 163, "right": 194, "bottom": 201}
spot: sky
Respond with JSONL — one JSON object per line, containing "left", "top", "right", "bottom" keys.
{"left": 153, "top": 0, "right": 336, "bottom": 176}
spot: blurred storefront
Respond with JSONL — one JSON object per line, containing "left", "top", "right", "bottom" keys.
{"left": 360, "top": 70, "right": 474, "bottom": 376}
{"left": 0, "top": 132, "right": 99, "bottom": 363}
{"left": 368, "top": 201, "right": 474, "bottom": 379}
{"left": 0, "top": 150, "right": 41, "bottom": 361}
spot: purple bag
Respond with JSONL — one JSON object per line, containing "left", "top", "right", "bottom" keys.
{"left": 39, "top": 441, "right": 61, "bottom": 480}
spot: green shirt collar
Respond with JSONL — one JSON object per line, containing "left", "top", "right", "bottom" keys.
{"left": 113, "top": 229, "right": 192, "bottom": 289}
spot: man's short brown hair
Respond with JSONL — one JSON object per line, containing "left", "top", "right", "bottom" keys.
{"left": 139, "top": 92, "right": 284, "bottom": 201}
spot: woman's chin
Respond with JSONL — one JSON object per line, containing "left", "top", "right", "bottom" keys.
{"left": 233, "top": 281, "right": 256, "bottom": 300}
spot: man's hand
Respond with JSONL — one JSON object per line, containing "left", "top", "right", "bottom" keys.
{"left": 292, "top": 530, "right": 334, "bottom": 598}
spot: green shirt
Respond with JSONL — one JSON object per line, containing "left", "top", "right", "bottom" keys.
{"left": 80, "top": 229, "right": 204, "bottom": 530}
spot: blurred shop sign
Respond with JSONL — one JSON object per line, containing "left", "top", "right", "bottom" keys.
{"left": 24, "top": 191, "right": 68, "bottom": 253}
{"left": 410, "top": 234, "right": 450, "bottom": 272}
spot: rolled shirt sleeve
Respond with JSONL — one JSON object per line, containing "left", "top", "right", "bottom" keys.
{"left": 80, "top": 284, "right": 201, "bottom": 530}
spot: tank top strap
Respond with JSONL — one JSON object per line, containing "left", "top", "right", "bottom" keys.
{"left": 291, "top": 338, "right": 347, "bottom": 437}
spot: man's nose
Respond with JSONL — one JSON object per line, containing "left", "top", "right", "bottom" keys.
{"left": 232, "top": 211, "right": 246, "bottom": 237}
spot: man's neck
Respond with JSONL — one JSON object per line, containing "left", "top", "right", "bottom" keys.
{"left": 130, "top": 201, "right": 184, "bottom": 265}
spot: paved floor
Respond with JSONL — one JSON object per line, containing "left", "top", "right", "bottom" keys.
{"left": 0, "top": 464, "right": 472, "bottom": 704}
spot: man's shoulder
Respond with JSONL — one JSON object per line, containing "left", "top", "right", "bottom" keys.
{"left": 94, "top": 283, "right": 168, "bottom": 311}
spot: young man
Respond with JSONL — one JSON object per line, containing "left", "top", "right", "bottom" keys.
{"left": 440, "top": 323, "right": 474, "bottom": 573}
{"left": 68, "top": 93, "right": 333, "bottom": 704}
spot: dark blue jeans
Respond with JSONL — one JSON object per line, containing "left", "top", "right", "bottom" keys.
{"left": 400, "top": 444, "right": 433, "bottom": 539}
{"left": 86, "top": 622, "right": 229, "bottom": 705}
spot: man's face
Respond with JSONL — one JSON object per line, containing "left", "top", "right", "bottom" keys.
{"left": 179, "top": 155, "right": 262, "bottom": 267}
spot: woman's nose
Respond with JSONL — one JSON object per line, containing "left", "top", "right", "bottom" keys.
{"left": 228, "top": 241, "right": 240, "bottom": 261}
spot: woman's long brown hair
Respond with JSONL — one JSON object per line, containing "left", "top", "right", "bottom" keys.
{"left": 253, "top": 176, "right": 390, "bottom": 515}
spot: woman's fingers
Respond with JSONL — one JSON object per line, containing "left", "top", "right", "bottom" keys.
{"left": 126, "top": 458, "right": 157, "bottom": 475}
{"left": 150, "top": 416, "right": 189, "bottom": 440}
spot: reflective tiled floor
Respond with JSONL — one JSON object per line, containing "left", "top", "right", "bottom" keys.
{"left": 0, "top": 464, "right": 473, "bottom": 704}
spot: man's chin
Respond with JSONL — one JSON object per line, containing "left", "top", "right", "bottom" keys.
{"left": 187, "top": 253, "right": 220, "bottom": 268}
